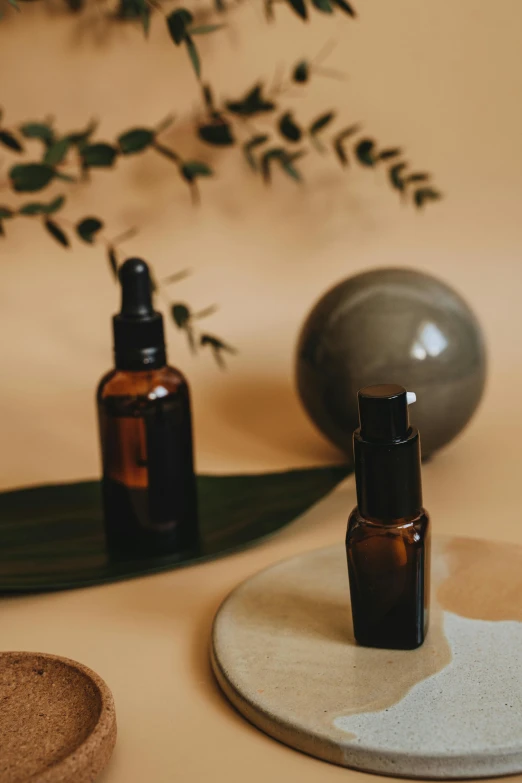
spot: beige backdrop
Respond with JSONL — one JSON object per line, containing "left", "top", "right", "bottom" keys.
{"left": 1, "top": 2, "right": 522, "bottom": 782}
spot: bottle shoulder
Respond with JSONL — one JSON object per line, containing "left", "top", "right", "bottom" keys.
{"left": 347, "top": 507, "right": 429, "bottom": 542}
{"left": 97, "top": 365, "right": 188, "bottom": 401}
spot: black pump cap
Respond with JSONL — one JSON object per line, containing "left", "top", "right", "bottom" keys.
{"left": 354, "top": 384, "right": 423, "bottom": 521}
{"left": 358, "top": 384, "right": 410, "bottom": 442}
{"left": 112, "top": 258, "right": 166, "bottom": 371}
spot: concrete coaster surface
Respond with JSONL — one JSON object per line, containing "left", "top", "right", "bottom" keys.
{"left": 0, "top": 651, "right": 117, "bottom": 783}
{"left": 211, "top": 536, "right": 522, "bottom": 779}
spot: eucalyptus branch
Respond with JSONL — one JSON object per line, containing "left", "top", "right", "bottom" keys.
{"left": 0, "top": 188, "right": 233, "bottom": 366}
{"left": 1, "top": 0, "right": 443, "bottom": 370}
{"left": 194, "top": 68, "right": 442, "bottom": 206}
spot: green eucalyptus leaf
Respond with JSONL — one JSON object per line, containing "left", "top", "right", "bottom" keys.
{"left": 20, "top": 197, "right": 66, "bottom": 218}
{"left": 185, "top": 36, "right": 201, "bottom": 79}
{"left": 108, "top": 246, "right": 119, "bottom": 280}
{"left": 162, "top": 269, "right": 191, "bottom": 285}
{"left": 193, "top": 304, "right": 218, "bottom": 320}
{"left": 81, "top": 143, "right": 118, "bottom": 168}
{"left": 198, "top": 121, "right": 235, "bottom": 146}
{"left": 187, "top": 325, "right": 197, "bottom": 352}
{"left": 202, "top": 84, "right": 215, "bottom": 112}
{"left": 333, "top": 136, "right": 349, "bottom": 165}
{"left": 111, "top": 227, "right": 138, "bottom": 245}
{"left": 7, "top": 0, "right": 20, "bottom": 10}
{"left": 44, "top": 137, "right": 71, "bottom": 166}
{"left": 0, "top": 206, "right": 14, "bottom": 218}
{"left": 9, "top": 164, "right": 55, "bottom": 193}
{"left": 281, "top": 159, "right": 301, "bottom": 181}
{"left": 293, "top": 60, "right": 309, "bottom": 83}
{"left": 261, "top": 148, "right": 303, "bottom": 184}
{"left": 181, "top": 160, "right": 213, "bottom": 182}
{"left": 311, "top": 0, "right": 333, "bottom": 12}
{"left": 414, "top": 187, "right": 442, "bottom": 208}
{"left": 243, "top": 134, "right": 269, "bottom": 171}
{"left": 118, "top": 0, "right": 145, "bottom": 18}
{"left": 200, "top": 333, "right": 236, "bottom": 352}
{"left": 355, "top": 138, "right": 376, "bottom": 166}
{"left": 309, "top": 111, "right": 335, "bottom": 135}
{"left": 287, "top": 150, "right": 306, "bottom": 163}
{"left": 0, "top": 130, "right": 23, "bottom": 153}
{"left": 76, "top": 217, "right": 103, "bottom": 243}
{"left": 45, "top": 195, "right": 66, "bottom": 214}
{"left": 118, "top": 128, "right": 155, "bottom": 154}
{"left": 19, "top": 203, "right": 46, "bottom": 216}
{"left": 44, "top": 219, "right": 69, "bottom": 248}
{"left": 330, "top": 0, "right": 355, "bottom": 15}
{"left": 189, "top": 23, "right": 224, "bottom": 34}
{"left": 200, "top": 333, "right": 236, "bottom": 368}
{"left": 284, "top": 0, "right": 307, "bottom": 20}
{"left": 226, "top": 84, "right": 275, "bottom": 117}
{"left": 19, "top": 123, "right": 54, "bottom": 146}
{"left": 171, "top": 303, "right": 191, "bottom": 328}
{"left": 283, "top": 150, "right": 306, "bottom": 181}
{"left": 404, "top": 172, "right": 429, "bottom": 185}
{"left": 156, "top": 114, "right": 176, "bottom": 134}
{"left": 378, "top": 147, "right": 402, "bottom": 161}
{"left": 333, "top": 124, "right": 360, "bottom": 158}
{"left": 245, "top": 134, "right": 269, "bottom": 149}
{"left": 389, "top": 162, "right": 408, "bottom": 190}
{"left": 261, "top": 148, "right": 284, "bottom": 183}
{"left": 279, "top": 112, "right": 302, "bottom": 143}
{"left": 66, "top": 120, "right": 97, "bottom": 150}
{"left": 167, "top": 8, "right": 193, "bottom": 44}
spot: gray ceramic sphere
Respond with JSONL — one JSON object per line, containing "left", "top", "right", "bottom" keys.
{"left": 296, "top": 268, "right": 487, "bottom": 461}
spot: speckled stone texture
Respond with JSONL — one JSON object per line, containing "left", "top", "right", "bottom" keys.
{"left": 211, "top": 537, "right": 522, "bottom": 779}
{"left": 0, "top": 652, "right": 116, "bottom": 783}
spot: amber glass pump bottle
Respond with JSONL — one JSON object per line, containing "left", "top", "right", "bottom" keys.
{"left": 346, "top": 384, "right": 430, "bottom": 650}
{"left": 97, "top": 257, "right": 199, "bottom": 560}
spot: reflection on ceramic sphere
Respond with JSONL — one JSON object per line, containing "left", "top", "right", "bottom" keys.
{"left": 296, "top": 268, "right": 487, "bottom": 462}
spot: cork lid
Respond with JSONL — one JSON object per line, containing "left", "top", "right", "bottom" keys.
{"left": 0, "top": 651, "right": 116, "bottom": 783}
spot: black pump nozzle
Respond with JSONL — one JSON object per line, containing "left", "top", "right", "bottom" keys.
{"left": 112, "top": 258, "right": 166, "bottom": 371}
{"left": 358, "top": 384, "right": 411, "bottom": 443}
{"left": 354, "top": 384, "right": 422, "bottom": 521}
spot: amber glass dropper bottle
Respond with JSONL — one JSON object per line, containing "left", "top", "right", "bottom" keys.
{"left": 346, "top": 384, "right": 430, "bottom": 650}
{"left": 97, "top": 258, "right": 199, "bottom": 560}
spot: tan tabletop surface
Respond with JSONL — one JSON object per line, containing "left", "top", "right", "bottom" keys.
{"left": 1, "top": 1, "right": 522, "bottom": 780}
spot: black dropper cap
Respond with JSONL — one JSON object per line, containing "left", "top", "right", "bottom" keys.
{"left": 354, "top": 384, "right": 422, "bottom": 521}
{"left": 112, "top": 258, "right": 166, "bottom": 371}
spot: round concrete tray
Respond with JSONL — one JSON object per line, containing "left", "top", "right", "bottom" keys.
{"left": 212, "top": 536, "right": 522, "bottom": 779}
{"left": 0, "top": 652, "right": 116, "bottom": 783}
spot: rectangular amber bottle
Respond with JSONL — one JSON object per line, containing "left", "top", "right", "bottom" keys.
{"left": 346, "top": 384, "right": 430, "bottom": 650}
{"left": 346, "top": 509, "right": 430, "bottom": 649}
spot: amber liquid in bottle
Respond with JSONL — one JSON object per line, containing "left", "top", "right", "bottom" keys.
{"left": 97, "top": 257, "right": 199, "bottom": 560}
{"left": 346, "top": 384, "right": 430, "bottom": 650}
{"left": 97, "top": 367, "right": 199, "bottom": 559}
{"left": 346, "top": 509, "right": 430, "bottom": 649}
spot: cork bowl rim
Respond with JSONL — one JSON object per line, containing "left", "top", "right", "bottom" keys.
{"left": 0, "top": 650, "right": 117, "bottom": 783}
